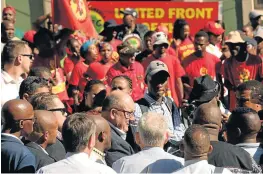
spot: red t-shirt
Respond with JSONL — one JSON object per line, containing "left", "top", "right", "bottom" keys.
{"left": 69, "top": 61, "right": 89, "bottom": 95}
{"left": 106, "top": 61, "right": 145, "bottom": 101}
{"left": 223, "top": 54, "right": 263, "bottom": 110}
{"left": 172, "top": 37, "right": 195, "bottom": 62}
{"left": 63, "top": 57, "right": 80, "bottom": 76}
{"left": 182, "top": 52, "right": 221, "bottom": 87}
{"left": 142, "top": 54, "right": 185, "bottom": 106}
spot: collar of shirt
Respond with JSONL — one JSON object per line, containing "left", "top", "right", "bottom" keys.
{"left": 142, "top": 146, "right": 165, "bottom": 152}
{"left": 37, "top": 144, "right": 49, "bottom": 155}
{"left": 144, "top": 93, "right": 166, "bottom": 105}
{"left": 116, "top": 61, "right": 134, "bottom": 73}
{"left": 1, "top": 133, "right": 24, "bottom": 144}
{"left": 184, "top": 159, "right": 208, "bottom": 167}
{"left": 108, "top": 122, "right": 127, "bottom": 140}
{"left": 1, "top": 70, "right": 23, "bottom": 84}
{"left": 65, "top": 152, "right": 92, "bottom": 165}
{"left": 236, "top": 143, "right": 260, "bottom": 148}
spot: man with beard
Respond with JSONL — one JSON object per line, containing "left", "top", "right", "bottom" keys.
{"left": 1, "top": 41, "right": 34, "bottom": 106}
{"left": 223, "top": 31, "right": 263, "bottom": 110}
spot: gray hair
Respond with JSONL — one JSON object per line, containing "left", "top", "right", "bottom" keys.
{"left": 137, "top": 112, "right": 168, "bottom": 147}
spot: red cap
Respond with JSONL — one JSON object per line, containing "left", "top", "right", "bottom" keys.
{"left": 3, "top": 6, "right": 16, "bottom": 15}
{"left": 23, "top": 30, "right": 36, "bottom": 44}
{"left": 156, "top": 24, "right": 169, "bottom": 36}
{"left": 87, "top": 62, "right": 107, "bottom": 81}
{"left": 204, "top": 21, "right": 225, "bottom": 35}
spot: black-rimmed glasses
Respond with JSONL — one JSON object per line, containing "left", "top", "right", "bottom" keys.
{"left": 15, "top": 117, "right": 36, "bottom": 123}
{"left": 48, "top": 108, "right": 67, "bottom": 116}
{"left": 21, "top": 54, "right": 34, "bottom": 60}
{"left": 112, "top": 108, "right": 134, "bottom": 119}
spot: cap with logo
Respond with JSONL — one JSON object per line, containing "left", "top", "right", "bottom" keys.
{"left": 204, "top": 21, "right": 225, "bottom": 35}
{"left": 145, "top": 60, "right": 170, "bottom": 82}
{"left": 120, "top": 8, "right": 138, "bottom": 18}
{"left": 117, "top": 42, "right": 138, "bottom": 57}
{"left": 152, "top": 32, "right": 169, "bottom": 47}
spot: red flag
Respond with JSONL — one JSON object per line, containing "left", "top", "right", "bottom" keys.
{"left": 52, "top": 0, "right": 98, "bottom": 39}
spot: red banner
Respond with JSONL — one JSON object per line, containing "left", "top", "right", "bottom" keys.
{"left": 89, "top": 1, "right": 219, "bottom": 39}
{"left": 52, "top": 0, "right": 98, "bottom": 38}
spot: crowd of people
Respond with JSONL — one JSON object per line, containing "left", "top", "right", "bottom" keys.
{"left": 1, "top": 5, "right": 263, "bottom": 173}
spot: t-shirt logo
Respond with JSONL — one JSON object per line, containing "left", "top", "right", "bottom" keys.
{"left": 239, "top": 69, "right": 250, "bottom": 83}
{"left": 200, "top": 67, "right": 208, "bottom": 76}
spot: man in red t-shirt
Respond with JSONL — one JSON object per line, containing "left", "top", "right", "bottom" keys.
{"left": 223, "top": 31, "right": 263, "bottom": 110}
{"left": 106, "top": 42, "right": 145, "bottom": 101}
{"left": 182, "top": 31, "right": 221, "bottom": 99}
{"left": 142, "top": 32, "right": 185, "bottom": 106}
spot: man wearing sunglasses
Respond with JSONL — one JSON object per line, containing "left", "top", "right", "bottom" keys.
{"left": 1, "top": 99, "right": 36, "bottom": 173}
{"left": 1, "top": 40, "right": 34, "bottom": 106}
{"left": 142, "top": 32, "right": 185, "bottom": 107}
{"left": 101, "top": 90, "right": 135, "bottom": 167}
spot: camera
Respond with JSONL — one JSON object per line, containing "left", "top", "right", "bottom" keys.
{"left": 181, "top": 100, "right": 198, "bottom": 122}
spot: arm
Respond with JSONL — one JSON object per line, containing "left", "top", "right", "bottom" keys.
{"left": 176, "top": 77, "right": 184, "bottom": 101}
{"left": 33, "top": 13, "right": 51, "bottom": 31}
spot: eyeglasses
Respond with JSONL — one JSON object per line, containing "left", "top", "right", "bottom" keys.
{"left": 112, "top": 108, "right": 134, "bottom": 119}
{"left": 15, "top": 117, "right": 36, "bottom": 123}
{"left": 21, "top": 54, "right": 34, "bottom": 60}
{"left": 48, "top": 108, "right": 67, "bottom": 116}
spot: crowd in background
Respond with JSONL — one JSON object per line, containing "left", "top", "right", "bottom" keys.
{"left": 1, "top": 5, "right": 263, "bottom": 174}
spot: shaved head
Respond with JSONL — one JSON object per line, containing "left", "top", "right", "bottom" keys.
{"left": 28, "top": 110, "right": 58, "bottom": 144}
{"left": 2, "top": 99, "right": 34, "bottom": 137}
{"left": 193, "top": 102, "right": 222, "bottom": 127}
{"left": 227, "top": 107, "right": 261, "bottom": 144}
{"left": 86, "top": 113, "right": 110, "bottom": 134}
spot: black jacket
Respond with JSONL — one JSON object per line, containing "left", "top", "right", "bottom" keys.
{"left": 25, "top": 141, "right": 56, "bottom": 170}
{"left": 45, "top": 138, "right": 66, "bottom": 161}
{"left": 116, "top": 24, "right": 148, "bottom": 40}
{"left": 105, "top": 123, "right": 134, "bottom": 167}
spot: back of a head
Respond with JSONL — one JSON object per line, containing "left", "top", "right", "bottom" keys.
{"left": 19, "top": 76, "right": 49, "bottom": 99}
{"left": 62, "top": 113, "right": 96, "bottom": 152}
{"left": 193, "top": 102, "right": 222, "bottom": 127}
{"left": 2, "top": 40, "right": 28, "bottom": 66}
{"left": 228, "top": 107, "right": 261, "bottom": 137}
{"left": 29, "top": 92, "right": 57, "bottom": 110}
{"left": 195, "top": 31, "right": 209, "bottom": 40}
{"left": 138, "top": 112, "right": 168, "bottom": 147}
{"left": 34, "top": 110, "right": 57, "bottom": 132}
{"left": 28, "top": 66, "right": 51, "bottom": 77}
{"left": 237, "top": 80, "right": 263, "bottom": 93}
{"left": 184, "top": 124, "right": 210, "bottom": 157}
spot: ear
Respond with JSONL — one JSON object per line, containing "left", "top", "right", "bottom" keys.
{"left": 19, "top": 120, "right": 24, "bottom": 129}
{"left": 135, "top": 132, "right": 141, "bottom": 147}
{"left": 23, "top": 93, "right": 29, "bottom": 101}
{"left": 110, "top": 109, "right": 117, "bottom": 120}
{"left": 43, "top": 131, "right": 49, "bottom": 142}
{"left": 208, "top": 145, "right": 213, "bottom": 154}
{"left": 164, "top": 131, "right": 169, "bottom": 144}
{"left": 16, "top": 55, "right": 23, "bottom": 64}
{"left": 179, "top": 141, "right": 184, "bottom": 152}
{"left": 236, "top": 128, "right": 242, "bottom": 138}
{"left": 88, "top": 133, "right": 96, "bottom": 149}
{"left": 98, "top": 131, "right": 104, "bottom": 142}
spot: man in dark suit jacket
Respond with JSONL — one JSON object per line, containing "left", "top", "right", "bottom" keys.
{"left": 26, "top": 110, "right": 58, "bottom": 170}
{"left": 102, "top": 91, "right": 135, "bottom": 167}
{"left": 1, "top": 100, "right": 36, "bottom": 173}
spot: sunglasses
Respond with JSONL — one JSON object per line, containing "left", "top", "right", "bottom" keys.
{"left": 15, "top": 117, "right": 36, "bottom": 123}
{"left": 21, "top": 54, "right": 34, "bottom": 60}
{"left": 48, "top": 108, "right": 67, "bottom": 116}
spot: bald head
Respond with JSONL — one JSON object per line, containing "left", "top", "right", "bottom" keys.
{"left": 28, "top": 110, "right": 58, "bottom": 144}
{"left": 86, "top": 113, "right": 110, "bottom": 134}
{"left": 102, "top": 90, "right": 134, "bottom": 112}
{"left": 2, "top": 99, "right": 34, "bottom": 129}
{"left": 183, "top": 125, "right": 211, "bottom": 160}
{"left": 193, "top": 102, "right": 222, "bottom": 127}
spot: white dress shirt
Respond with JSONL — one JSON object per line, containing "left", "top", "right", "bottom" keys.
{"left": 206, "top": 44, "right": 222, "bottom": 59}
{"left": 36, "top": 152, "right": 116, "bottom": 174}
{"left": 173, "top": 160, "right": 232, "bottom": 174}
{"left": 236, "top": 143, "right": 263, "bottom": 164}
{"left": 113, "top": 147, "right": 184, "bottom": 173}
{"left": 1, "top": 70, "right": 23, "bottom": 106}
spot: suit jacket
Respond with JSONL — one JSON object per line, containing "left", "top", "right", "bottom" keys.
{"left": 105, "top": 123, "right": 134, "bottom": 167}
{"left": 112, "top": 147, "right": 184, "bottom": 173}
{"left": 1, "top": 133, "right": 36, "bottom": 173}
{"left": 46, "top": 138, "right": 66, "bottom": 161}
{"left": 25, "top": 141, "right": 56, "bottom": 170}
